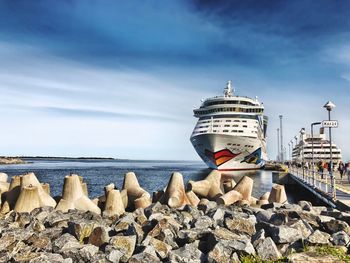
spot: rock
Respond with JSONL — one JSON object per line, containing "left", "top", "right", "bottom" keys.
{"left": 256, "top": 237, "right": 281, "bottom": 260}
{"left": 208, "top": 238, "right": 255, "bottom": 259}
{"left": 252, "top": 229, "right": 265, "bottom": 247}
{"left": 168, "top": 241, "right": 206, "bottom": 263}
{"left": 310, "top": 206, "right": 328, "bottom": 214}
{"left": 105, "top": 247, "right": 123, "bottom": 262}
{"left": 225, "top": 217, "right": 255, "bottom": 236}
{"left": 287, "top": 251, "right": 340, "bottom": 263}
{"left": 321, "top": 219, "right": 349, "bottom": 234}
{"left": 67, "top": 220, "right": 97, "bottom": 243}
{"left": 255, "top": 209, "right": 273, "bottom": 223}
{"left": 269, "top": 213, "right": 288, "bottom": 226}
{"left": 261, "top": 202, "right": 283, "bottom": 210}
{"left": 282, "top": 203, "right": 302, "bottom": 211}
{"left": 298, "top": 200, "right": 312, "bottom": 211}
{"left": 29, "top": 219, "right": 46, "bottom": 232}
{"left": 143, "top": 236, "right": 172, "bottom": 259}
{"left": 198, "top": 200, "right": 217, "bottom": 214}
{"left": 78, "top": 244, "right": 99, "bottom": 262}
{"left": 210, "top": 207, "right": 225, "bottom": 225}
{"left": 194, "top": 215, "right": 213, "bottom": 229}
{"left": 331, "top": 231, "right": 350, "bottom": 246}
{"left": 44, "top": 210, "right": 70, "bottom": 228}
{"left": 306, "top": 230, "right": 330, "bottom": 245}
{"left": 269, "top": 225, "right": 302, "bottom": 244}
{"left": 290, "top": 220, "right": 313, "bottom": 239}
{"left": 15, "top": 212, "right": 32, "bottom": 228}
{"left": 126, "top": 222, "right": 144, "bottom": 245}
{"left": 109, "top": 235, "right": 136, "bottom": 262}
{"left": 52, "top": 233, "right": 82, "bottom": 253}
{"left": 88, "top": 226, "right": 110, "bottom": 247}
{"left": 26, "top": 233, "right": 52, "bottom": 252}
{"left": 207, "top": 240, "right": 236, "bottom": 262}
{"left": 129, "top": 252, "right": 161, "bottom": 263}
{"left": 27, "top": 252, "right": 68, "bottom": 263}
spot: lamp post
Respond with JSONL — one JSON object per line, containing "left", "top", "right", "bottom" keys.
{"left": 324, "top": 101, "right": 336, "bottom": 199}
{"left": 288, "top": 142, "right": 291, "bottom": 161}
{"left": 277, "top": 128, "right": 280, "bottom": 162}
{"left": 311, "top": 122, "right": 321, "bottom": 186}
{"left": 279, "top": 115, "right": 284, "bottom": 162}
{"left": 290, "top": 140, "right": 294, "bottom": 162}
{"left": 300, "top": 128, "right": 306, "bottom": 180}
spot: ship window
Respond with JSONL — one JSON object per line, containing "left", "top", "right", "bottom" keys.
{"left": 226, "top": 120, "right": 231, "bottom": 122}
{"left": 238, "top": 130, "right": 243, "bottom": 133}
{"left": 243, "top": 125, "right": 247, "bottom": 128}
{"left": 223, "top": 130, "right": 229, "bottom": 132}
{"left": 224, "top": 125, "right": 230, "bottom": 127}
{"left": 234, "top": 120, "right": 240, "bottom": 122}
{"left": 242, "top": 120, "right": 247, "bottom": 123}
{"left": 233, "top": 124, "right": 238, "bottom": 127}
{"left": 232, "top": 130, "right": 237, "bottom": 132}
{"left": 213, "top": 125, "right": 219, "bottom": 127}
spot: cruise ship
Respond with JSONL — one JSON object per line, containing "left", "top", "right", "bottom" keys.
{"left": 292, "top": 128, "right": 342, "bottom": 164}
{"left": 190, "top": 81, "right": 268, "bottom": 171}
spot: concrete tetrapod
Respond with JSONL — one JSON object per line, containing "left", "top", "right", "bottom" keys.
{"left": 0, "top": 176, "right": 21, "bottom": 213}
{"left": 187, "top": 170, "right": 223, "bottom": 200}
{"left": 14, "top": 185, "right": 42, "bottom": 213}
{"left": 268, "top": 184, "right": 288, "bottom": 204}
{"left": 103, "top": 184, "right": 125, "bottom": 217}
{"left": 122, "top": 172, "right": 151, "bottom": 210}
{"left": 222, "top": 179, "right": 236, "bottom": 193}
{"left": 20, "top": 173, "right": 56, "bottom": 208}
{"left": 186, "top": 190, "right": 200, "bottom": 206}
{"left": 164, "top": 172, "right": 190, "bottom": 208}
{"left": 257, "top": 191, "right": 270, "bottom": 206}
{"left": 232, "top": 176, "right": 253, "bottom": 201}
{"left": 56, "top": 174, "right": 101, "bottom": 214}
{"left": 217, "top": 190, "right": 243, "bottom": 205}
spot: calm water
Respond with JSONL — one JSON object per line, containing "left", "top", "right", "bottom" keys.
{"left": 0, "top": 159, "right": 289, "bottom": 200}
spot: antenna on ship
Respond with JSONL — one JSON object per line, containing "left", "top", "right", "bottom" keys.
{"left": 224, "top": 80, "right": 234, "bottom": 97}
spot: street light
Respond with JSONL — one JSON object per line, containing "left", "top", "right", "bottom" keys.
{"left": 290, "top": 139, "right": 294, "bottom": 162}
{"left": 311, "top": 122, "right": 322, "bottom": 186}
{"left": 324, "top": 101, "right": 336, "bottom": 199}
{"left": 277, "top": 128, "right": 280, "bottom": 162}
{"left": 288, "top": 142, "right": 291, "bottom": 161}
{"left": 300, "top": 128, "right": 306, "bottom": 180}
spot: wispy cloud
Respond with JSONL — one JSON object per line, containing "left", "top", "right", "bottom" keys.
{"left": 0, "top": 1, "right": 349, "bottom": 160}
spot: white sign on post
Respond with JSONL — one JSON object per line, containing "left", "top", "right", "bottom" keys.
{"left": 322, "top": 120, "right": 338, "bottom": 128}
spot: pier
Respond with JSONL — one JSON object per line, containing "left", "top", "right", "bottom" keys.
{"left": 276, "top": 167, "right": 350, "bottom": 211}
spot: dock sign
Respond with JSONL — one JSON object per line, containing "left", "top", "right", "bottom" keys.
{"left": 322, "top": 120, "right": 338, "bottom": 128}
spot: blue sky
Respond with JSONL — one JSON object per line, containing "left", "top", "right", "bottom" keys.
{"left": 0, "top": 0, "right": 349, "bottom": 161}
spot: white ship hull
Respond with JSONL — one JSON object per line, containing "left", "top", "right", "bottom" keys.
{"left": 191, "top": 133, "right": 267, "bottom": 171}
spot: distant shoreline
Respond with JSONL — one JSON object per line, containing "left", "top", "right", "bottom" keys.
{"left": 20, "top": 156, "right": 117, "bottom": 160}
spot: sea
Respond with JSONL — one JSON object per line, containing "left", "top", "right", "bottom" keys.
{"left": 0, "top": 159, "right": 305, "bottom": 202}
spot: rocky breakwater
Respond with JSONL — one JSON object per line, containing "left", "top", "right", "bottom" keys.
{"left": 0, "top": 171, "right": 349, "bottom": 262}
{"left": 0, "top": 157, "right": 25, "bottom": 165}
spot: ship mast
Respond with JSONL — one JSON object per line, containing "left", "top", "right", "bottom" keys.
{"left": 224, "top": 80, "right": 234, "bottom": 97}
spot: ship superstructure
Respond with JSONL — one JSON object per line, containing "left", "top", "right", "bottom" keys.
{"left": 190, "top": 81, "right": 268, "bottom": 170}
{"left": 292, "top": 128, "right": 342, "bottom": 164}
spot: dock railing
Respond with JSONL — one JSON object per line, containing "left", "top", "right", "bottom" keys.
{"left": 288, "top": 164, "right": 347, "bottom": 200}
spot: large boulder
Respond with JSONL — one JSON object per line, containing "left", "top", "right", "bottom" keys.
{"left": 168, "top": 241, "right": 206, "bottom": 263}
{"left": 331, "top": 231, "right": 350, "bottom": 246}
{"left": 256, "top": 237, "right": 282, "bottom": 261}
{"left": 225, "top": 217, "right": 256, "bottom": 236}
{"left": 306, "top": 230, "right": 330, "bottom": 245}
{"left": 268, "top": 225, "right": 302, "bottom": 244}
{"left": 109, "top": 235, "right": 136, "bottom": 262}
